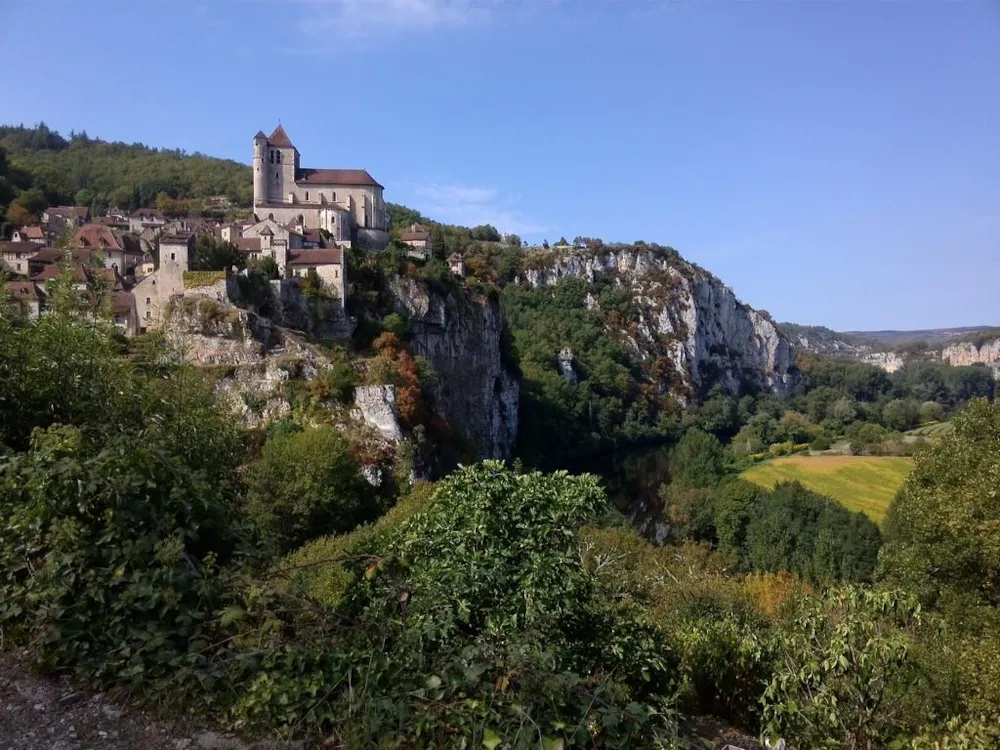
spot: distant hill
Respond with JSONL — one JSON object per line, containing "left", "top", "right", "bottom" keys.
{"left": 779, "top": 322, "right": 1000, "bottom": 356}
{"left": 0, "top": 123, "right": 254, "bottom": 220}
{"left": 843, "top": 327, "right": 1000, "bottom": 348}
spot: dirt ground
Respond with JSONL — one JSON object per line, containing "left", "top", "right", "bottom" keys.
{"left": 0, "top": 650, "right": 302, "bottom": 750}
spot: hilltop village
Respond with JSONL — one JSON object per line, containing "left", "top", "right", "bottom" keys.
{"left": 0, "top": 125, "right": 463, "bottom": 334}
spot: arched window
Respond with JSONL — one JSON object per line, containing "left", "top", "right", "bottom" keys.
{"left": 268, "top": 213, "right": 274, "bottom": 221}
{"left": 276, "top": 151, "right": 282, "bottom": 164}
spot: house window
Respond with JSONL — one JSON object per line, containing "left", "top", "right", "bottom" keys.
{"left": 146, "top": 297, "right": 151, "bottom": 304}
{"left": 305, "top": 191, "right": 309, "bottom": 201}
{"left": 170, "top": 253, "right": 176, "bottom": 261}
{"left": 145, "top": 311, "right": 151, "bottom": 320}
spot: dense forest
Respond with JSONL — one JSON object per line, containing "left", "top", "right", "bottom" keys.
{"left": 0, "top": 123, "right": 253, "bottom": 231}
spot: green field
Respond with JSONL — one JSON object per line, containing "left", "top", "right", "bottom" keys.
{"left": 906, "top": 421, "right": 953, "bottom": 439}
{"left": 740, "top": 455, "right": 914, "bottom": 524}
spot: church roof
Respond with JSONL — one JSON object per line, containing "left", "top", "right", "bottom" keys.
{"left": 296, "top": 168, "right": 383, "bottom": 188}
{"left": 268, "top": 125, "right": 294, "bottom": 148}
{"left": 253, "top": 130, "right": 267, "bottom": 141}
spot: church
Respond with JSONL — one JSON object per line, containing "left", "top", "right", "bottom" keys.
{"left": 252, "top": 125, "right": 389, "bottom": 249}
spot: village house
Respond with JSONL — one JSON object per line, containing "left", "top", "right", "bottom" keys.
{"left": 252, "top": 125, "right": 388, "bottom": 249}
{"left": 133, "top": 233, "right": 194, "bottom": 329}
{"left": 447, "top": 253, "right": 465, "bottom": 277}
{"left": 43, "top": 206, "right": 90, "bottom": 236}
{"left": 11, "top": 226, "right": 46, "bottom": 243}
{"left": 242, "top": 218, "right": 304, "bottom": 272}
{"left": 72, "top": 224, "right": 144, "bottom": 278}
{"left": 129, "top": 208, "right": 167, "bottom": 234}
{"left": 25, "top": 246, "right": 73, "bottom": 278}
{"left": 111, "top": 291, "right": 139, "bottom": 336}
{"left": 0, "top": 241, "right": 36, "bottom": 276}
{"left": 399, "top": 223, "right": 432, "bottom": 259}
{"left": 287, "top": 248, "right": 346, "bottom": 299}
{"left": 3, "top": 281, "right": 44, "bottom": 320}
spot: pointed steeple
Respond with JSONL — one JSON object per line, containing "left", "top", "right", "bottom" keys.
{"left": 268, "top": 124, "right": 294, "bottom": 148}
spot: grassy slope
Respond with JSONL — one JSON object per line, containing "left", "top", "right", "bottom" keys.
{"left": 740, "top": 455, "right": 914, "bottom": 524}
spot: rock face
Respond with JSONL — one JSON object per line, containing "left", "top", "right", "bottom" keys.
{"left": 942, "top": 339, "right": 1000, "bottom": 376}
{"left": 163, "top": 295, "right": 329, "bottom": 428}
{"left": 861, "top": 351, "right": 906, "bottom": 373}
{"left": 353, "top": 385, "right": 404, "bottom": 442}
{"left": 388, "top": 275, "right": 519, "bottom": 459}
{"left": 522, "top": 247, "right": 799, "bottom": 398}
{"left": 226, "top": 274, "right": 355, "bottom": 341}
{"left": 557, "top": 347, "right": 577, "bottom": 385}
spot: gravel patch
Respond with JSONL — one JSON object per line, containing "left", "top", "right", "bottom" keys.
{"left": 0, "top": 651, "right": 304, "bottom": 750}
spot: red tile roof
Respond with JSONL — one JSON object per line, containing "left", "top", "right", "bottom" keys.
{"left": 112, "top": 291, "right": 134, "bottom": 314}
{"left": 234, "top": 237, "right": 262, "bottom": 252}
{"left": 295, "top": 168, "right": 382, "bottom": 188}
{"left": 267, "top": 124, "right": 294, "bottom": 148}
{"left": 4, "top": 281, "right": 42, "bottom": 300}
{"left": 288, "top": 249, "right": 342, "bottom": 266}
{"left": 19, "top": 226, "right": 46, "bottom": 240}
{"left": 400, "top": 224, "right": 430, "bottom": 241}
{"left": 73, "top": 224, "right": 142, "bottom": 255}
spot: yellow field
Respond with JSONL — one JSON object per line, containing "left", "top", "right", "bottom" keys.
{"left": 740, "top": 455, "right": 914, "bottom": 524}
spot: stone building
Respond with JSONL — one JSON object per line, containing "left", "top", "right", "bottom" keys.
{"left": 133, "top": 233, "right": 194, "bottom": 330}
{"left": 43, "top": 206, "right": 89, "bottom": 236}
{"left": 252, "top": 125, "right": 389, "bottom": 249}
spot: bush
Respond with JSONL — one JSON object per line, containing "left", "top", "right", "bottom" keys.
{"left": 0, "top": 424, "right": 243, "bottom": 688}
{"left": 243, "top": 427, "right": 376, "bottom": 556}
{"left": 810, "top": 435, "right": 832, "bottom": 451}
{"left": 768, "top": 441, "right": 795, "bottom": 456}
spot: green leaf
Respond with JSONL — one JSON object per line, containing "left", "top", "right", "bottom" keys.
{"left": 482, "top": 728, "right": 502, "bottom": 750}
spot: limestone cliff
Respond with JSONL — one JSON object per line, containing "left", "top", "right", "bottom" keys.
{"left": 941, "top": 339, "right": 1000, "bottom": 376}
{"left": 521, "top": 246, "right": 799, "bottom": 399}
{"left": 387, "top": 275, "right": 519, "bottom": 459}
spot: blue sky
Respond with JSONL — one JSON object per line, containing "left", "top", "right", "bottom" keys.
{"left": 2, "top": 0, "right": 998, "bottom": 330}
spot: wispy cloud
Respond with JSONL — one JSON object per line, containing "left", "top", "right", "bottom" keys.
{"left": 296, "top": 0, "right": 489, "bottom": 40}
{"left": 411, "top": 182, "right": 548, "bottom": 237}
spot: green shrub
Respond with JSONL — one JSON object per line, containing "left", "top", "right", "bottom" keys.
{"left": 0, "top": 424, "right": 243, "bottom": 687}
{"left": 243, "top": 427, "right": 376, "bottom": 556}
{"left": 810, "top": 435, "right": 832, "bottom": 451}
{"left": 768, "top": 441, "right": 795, "bottom": 456}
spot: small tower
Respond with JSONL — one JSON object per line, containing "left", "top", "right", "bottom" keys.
{"left": 252, "top": 131, "right": 267, "bottom": 206}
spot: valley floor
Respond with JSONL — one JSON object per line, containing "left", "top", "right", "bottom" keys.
{"left": 740, "top": 455, "right": 914, "bottom": 523}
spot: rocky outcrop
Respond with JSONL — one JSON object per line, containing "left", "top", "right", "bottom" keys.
{"left": 557, "top": 348, "right": 577, "bottom": 385}
{"left": 226, "top": 274, "right": 355, "bottom": 341}
{"left": 942, "top": 339, "right": 1000, "bottom": 376}
{"left": 861, "top": 351, "right": 906, "bottom": 373}
{"left": 163, "top": 295, "right": 329, "bottom": 428}
{"left": 522, "top": 247, "right": 799, "bottom": 398}
{"left": 353, "top": 385, "right": 404, "bottom": 442}
{"left": 388, "top": 275, "right": 519, "bottom": 459}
